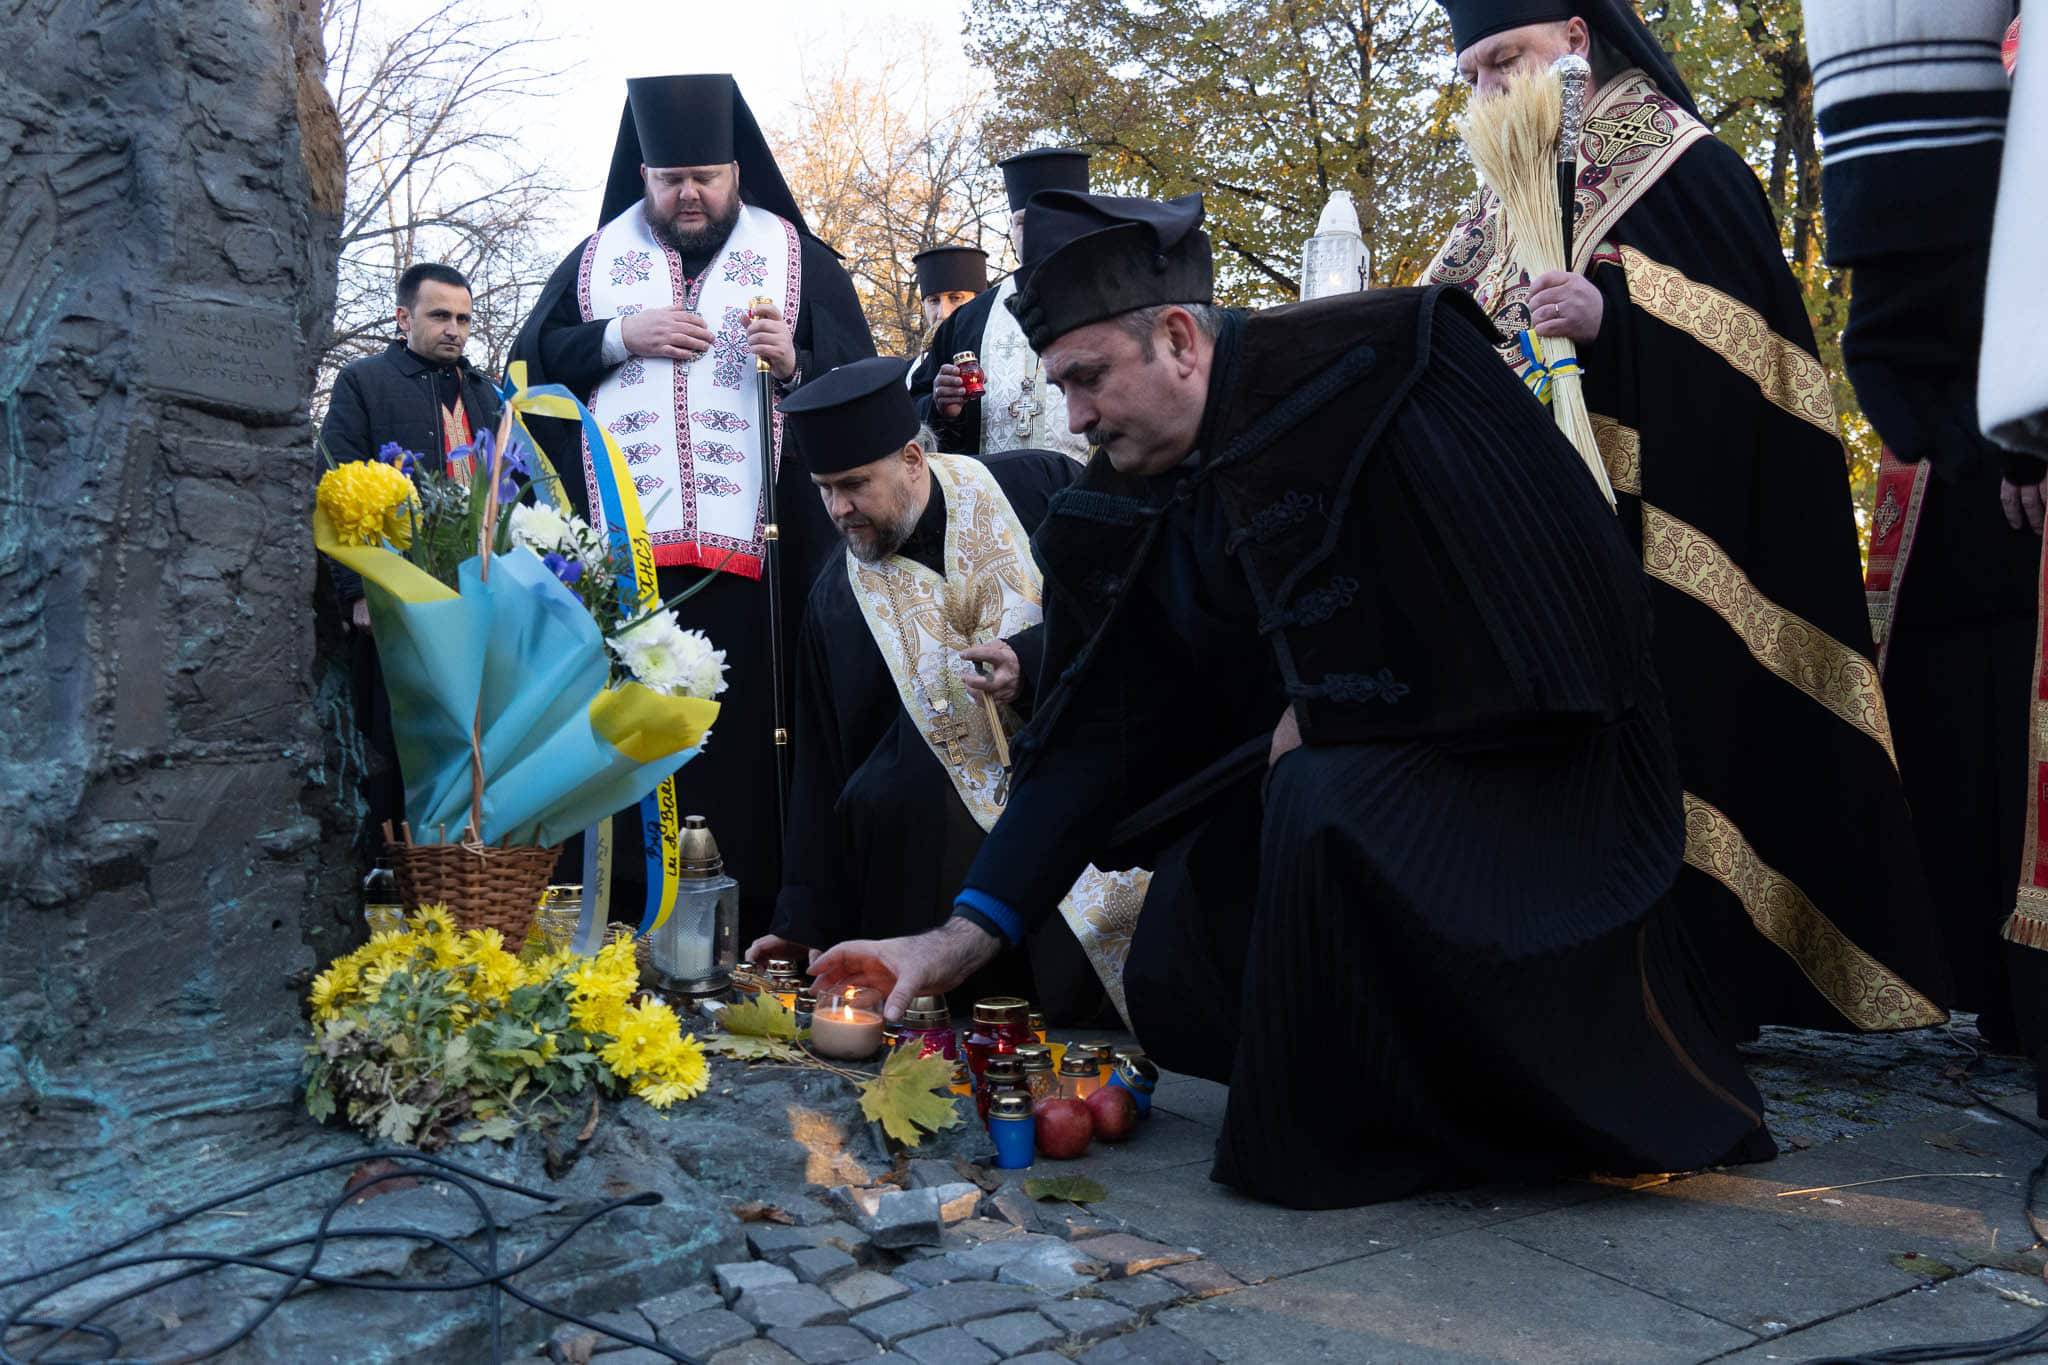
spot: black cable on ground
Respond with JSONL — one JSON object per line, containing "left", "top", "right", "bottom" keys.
{"left": 1801, "top": 1040, "right": 2048, "bottom": 1365}
{"left": 0, "top": 1149, "right": 696, "bottom": 1364}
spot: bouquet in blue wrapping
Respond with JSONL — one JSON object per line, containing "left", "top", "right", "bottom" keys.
{"left": 314, "top": 386, "right": 721, "bottom": 941}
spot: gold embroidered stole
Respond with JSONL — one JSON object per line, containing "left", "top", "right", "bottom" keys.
{"left": 848, "top": 454, "right": 1040, "bottom": 829}
{"left": 1427, "top": 68, "right": 1708, "bottom": 340}
{"left": 845, "top": 453, "right": 1155, "bottom": 1022}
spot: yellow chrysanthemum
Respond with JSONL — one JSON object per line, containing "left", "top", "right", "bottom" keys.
{"left": 410, "top": 905, "right": 456, "bottom": 936}
{"left": 601, "top": 999, "right": 680, "bottom": 1079}
{"left": 632, "top": 1032, "right": 709, "bottom": 1109}
{"left": 308, "top": 960, "right": 361, "bottom": 1020}
{"left": 525, "top": 947, "right": 580, "bottom": 988}
{"left": 317, "top": 461, "right": 418, "bottom": 547}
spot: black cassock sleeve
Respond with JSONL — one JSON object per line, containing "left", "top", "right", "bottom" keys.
{"left": 772, "top": 579, "right": 854, "bottom": 948}
{"left": 908, "top": 294, "right": 987, "bottom": 452}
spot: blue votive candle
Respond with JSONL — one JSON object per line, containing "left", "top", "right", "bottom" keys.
{"left": 988, "top": 1091, "right": 1035, "bottom": 1169}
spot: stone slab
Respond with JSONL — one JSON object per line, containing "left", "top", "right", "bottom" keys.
{"left": 900, "top": 1280, "right": 1045, "bottom": 1328}
{"left": 1081, "top": 1166, "right": 1610, "bottom": 1282}
{"left": 640, "top": 1285, "right": 726, "bottom": 1331}
{"left": 895, "top": 1255, "right": 986, "bottom": 1288}
{"left": 1068, "top": 1234, "right": 1201, "bottom": 1278}
{"left": 1090, "top": 1273, "right": 1185, "bottom": 1315}
{"left": 1150, "top": 1261, "right": 1242, "bottom": 1301}
{"left": 1714, "top": 1268, "right": 2048, "bottom": 1361}
{"left": 1146, "top": 1071, "right": 1229, "bottom": 1127}
{"left": 710, "top": 1342, "right": 804, "bottom": 1365}
{"left": 995, "top": 1239, "right": 1109, "bottom": 1293}
{"left": 751, "top": 1224, "right": 822, "bottom": 1262}
{"left": 1038, "top": 1297, "right": 1137, "bottom": 1345}
{"left": 827, "top": 1271, "right": 912, "bottom": 1312}
{"left": 656, "top": 1309, "right": 760, "bottom": 1362}
{"left": 848, "top": 1297, "right": 948, "bottom": 1347}
{"left": 1078, "top": 1325, "right": 1220, "bottom": 1363}
{"left": 893, "top": 1326, "right": 999, "bottom": 1365}
{"left": 1155, "top": 1230, "right": 1753, "bottom": 1364}
{"left": 790, "top": 1246, "right": 859, "bottom": 1285}
{"left": 1495, "top": 1143, "right": 2030, "bottom": 1336}
{"left": 1010, "top": 1109, "right": 1220, "bottom": 1181}
{"left": 719, "top": 1262, "right": 799, "bottom": 1304}
{"left": 964, "top": 1310, "right": 1064, "bottom": 1356}
{"left": 764, "top": 1324, "right": 885, "bottom": 1363}
{"left": 735, "top": 1284, "right": 852, "bottom": 1331}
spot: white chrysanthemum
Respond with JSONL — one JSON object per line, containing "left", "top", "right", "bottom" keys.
{"left": 509, "top": 503, "right": 573, "bottom": 555}
{"left": 670, "top": 627, "right": 729, "bottom": 699}
{"left": 608, "top": 615, "right": 728, "bottom": 699}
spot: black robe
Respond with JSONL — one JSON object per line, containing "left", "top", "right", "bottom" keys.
{"left": 509, "top": 226, "right": 874, "bottom": 937}
{"left": 1884, "top": 464, "right": 2045, "bottom": 1057}
{"left": 772, "top": 450, "right": 1107, "bottom": 1022}
{"left": 1433, "top": 78, "right": 1947, "bottom": 1039}
{"left": 907, "top": 287, "right": 1004, "bottom": 454}
{"left": 960, "top": 291, "right": 1773, "bottom": 1209}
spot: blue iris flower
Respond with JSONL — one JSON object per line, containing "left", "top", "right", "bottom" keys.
{"left": 378, "top": 442, "right": 421, "bottom": 478}
{"left": 542, "top": 552, "right": 582, "bottom": 585}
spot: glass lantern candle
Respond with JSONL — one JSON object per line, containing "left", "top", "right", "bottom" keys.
{"left": 646, "top": 816, "right": 739, "bottom": 1002}
{"left": 1056, "top": 1052, "right": 1103, "bottom": 1102}
{"left": 980, "top": 1056, "right": 1028, "bottom": 1124}
{"left": 762, "top": 956, "right": 802, "bottom": 1011}
{"left": 1073, "top": 1041, "right": 1115, "bottom": 1084}
{"left": 811, "top": 986, "right": 886, "bottom": 1060}
{"left": 1299, "top": 190, "right": 1369, "bottom": 300}
{"left": 363, "top": 865, "right": 407, "bottom": 937}
{"left": 952, "top": 351, "right": 986, "bottom": 399}
{"left": 899, "top": 995, "right": 958, "bottom": 1060}
{"left": 963, "top": 996, "right": 1030, "bottom": 1087}
{"left": 1014, "top": 1043, "right": 1056, "bottom": 1103}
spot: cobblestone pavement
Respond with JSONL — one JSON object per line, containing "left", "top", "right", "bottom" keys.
{"left": 532, "top": 1021, "right": 2041, "bottom": 1365}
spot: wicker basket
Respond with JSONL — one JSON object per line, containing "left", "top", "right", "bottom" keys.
{"left": 387, "top": 838, "right": 562, "bottom": 948}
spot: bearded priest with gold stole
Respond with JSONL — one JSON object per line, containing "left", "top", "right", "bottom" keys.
{"left": 510, "top": 73, "right": 874, "bottom": 939}
{"left": 1425, "top": 0, "right": 1949, "bottom": 1042}
{"left": 743, "top": 358, "right": 1115, "bottom": 1022}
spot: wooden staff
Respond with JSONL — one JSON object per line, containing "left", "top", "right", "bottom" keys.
{"left": 750, "top": 296, "right": 791, "bottom": 838}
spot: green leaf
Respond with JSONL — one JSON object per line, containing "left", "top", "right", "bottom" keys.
{"left": 304, "top": 1080, "right": 336, "bottom": 1123}
{"left": 856, "top": 1048, "right": 963, "bottom": 1148}
{"left": 719, "top": 993, "right": 804, "bottom": 1041}
{"left": 456, "top": 1115, "right": 519, "bottom": 1143}
{"left": 1023, "top": 1175, "right": 1108, "bottom": 1205}
{"left": 441, "top": 1033, "right": 473, "bottom": 1082}
{"left": 1887, "top": 1252, "right": 1959, "bottom": 1281}
{"left": 375, "top": 1101, "right": 425, "bottom": 1145}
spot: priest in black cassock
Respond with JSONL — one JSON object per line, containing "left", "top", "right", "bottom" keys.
{"left": 813, "top": 191, "right": 1775, "bottom": 1209}
{"left": 905, "top": 245, "right": 988, "bottom": 387}
{"left": 1426, "top": 0, "right": 1949, "bottom": 1042}
{"left": 510, "top": 74, "right": 874, "bottom": 937}
{"left": 741, "top": 357, "right": 1110, "bottom": 1020}
{"left": 909, "top": 150, "right": 1092, "bottom": 461}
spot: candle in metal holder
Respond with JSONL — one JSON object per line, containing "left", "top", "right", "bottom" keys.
{"left": 952, "top": 350, "right": 986, "bottom": 399}
{"left": 988, "top": 1091, "right": 1035, "bottom": 1169}
{"left": 899, "top": 995, "right": 958, "bottom": 1060}
{"left": 1014, "top": 1043, "right": 1056, "bottom": 1103}
{"left": 1056, "top": 1052, "right": 1104, "bottom": 1101}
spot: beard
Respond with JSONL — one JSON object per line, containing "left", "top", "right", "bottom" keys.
{"left": 646, "top": 189, "right": 743, "bottom": 259}
{"left": 839, "top": 500, "right": 921, "bottom": 563}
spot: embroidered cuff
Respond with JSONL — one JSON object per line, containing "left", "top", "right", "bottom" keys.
{"left": 952, "top": 888, "right": 1023, "bottom": 948}
{"left": 601, "top": 316, "right": 629, "bottom": 368}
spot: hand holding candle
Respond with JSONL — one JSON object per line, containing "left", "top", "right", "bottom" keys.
{"left": 809, "top": 985, "right": 885, "bottom": 1060}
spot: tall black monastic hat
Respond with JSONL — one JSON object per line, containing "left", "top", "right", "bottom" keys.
{"left": 777, "top": 358, "right": 921, "bottom": 474}
{"left": 1436, "top": 0, "right": 1699, "bottom": 116}
{"left": 598, "top": 73, "right": 811, "bottom": 231}
{"left": 1005, "top": 192, "right": 1212, "bottom": 353}
{"left": 997, "top": 149, "right": 1092, "bottom": 214}
{"left": 911, "top": 246, "right": 990, "bottom": 299}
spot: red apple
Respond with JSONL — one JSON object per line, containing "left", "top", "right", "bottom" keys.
{"left": 1086, "top": 1084, "right": 1138, "bottom": 1143}
{"left": 1033, "top": 1098, "right": 1093, "bottom": 1159}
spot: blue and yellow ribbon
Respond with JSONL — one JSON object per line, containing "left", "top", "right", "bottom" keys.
{"left": 1517, "top": 329, "right": 1585, "bottom": 406}
{"left": 502, "top": 362, "right": 685, "bottom": 950}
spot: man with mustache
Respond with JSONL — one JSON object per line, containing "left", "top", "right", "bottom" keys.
{"left": 813, "top": 191, "right": 1773, "bottom": 1208}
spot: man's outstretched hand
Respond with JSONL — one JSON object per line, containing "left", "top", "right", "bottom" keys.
{"left": 810, "top": 917, "right": 1003, "bottom": 1021}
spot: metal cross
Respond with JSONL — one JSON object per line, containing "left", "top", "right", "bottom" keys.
{"left": 1008, "top": 377, "right": 1044, "bottom": 441}
{"left": 1584, "top": 105, "right": 1673, "bottom": 166}
{"left": 927, "top": 695, "right": 972, "bottom": 767}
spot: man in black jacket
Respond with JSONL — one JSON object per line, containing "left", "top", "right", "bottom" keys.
{"left": 813, "top": 191, "right": 1773, "bottom": 1209}
{"left": 317, "top": 261, "right": 502, "bottom": 865}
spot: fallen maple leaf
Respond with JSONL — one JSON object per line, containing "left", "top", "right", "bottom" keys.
{"left": 1024, "top": 1175, "right": 1109, "bottom": 1205}
{"left": 721, "top": 993, "right": 805, "bottom": 1041}
{"left": 342, "top": 1158, "right": 421, "bottom": 1204}
{"left": 857, "top": 1049, "right": 963, "bottom": 1147}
